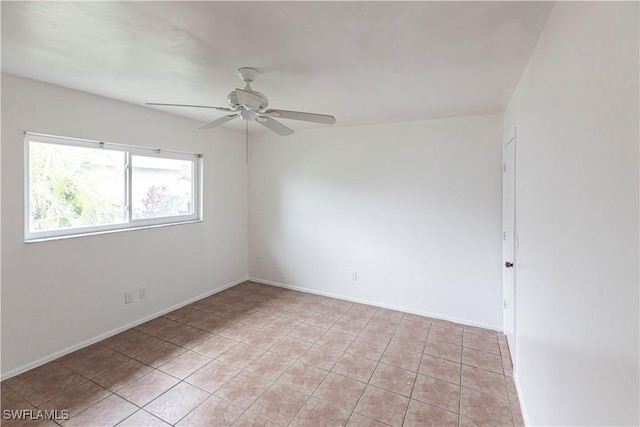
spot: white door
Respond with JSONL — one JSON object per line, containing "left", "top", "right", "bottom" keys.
{"left": 503, "top": 134, "right": 517, "bottom": 363}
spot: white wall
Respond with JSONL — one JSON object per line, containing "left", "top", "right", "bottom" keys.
{"left": 505, "top": 2, "right": 639, "bottom": 425}
{"left": 1, "top": 75, "right": 248, "bottom": 377}
{"left": 249, "top": 115, "right": 504, "bottom": 329}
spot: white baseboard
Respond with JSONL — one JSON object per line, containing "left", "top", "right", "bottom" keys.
{"left": 248, "top": 276, "right": 502, "bottom": 332}
{"left": 513, "top": 371, "right": 529, "bottom": 426}
{"left": 0, "top": 277, "right": 248, "bottom": 381}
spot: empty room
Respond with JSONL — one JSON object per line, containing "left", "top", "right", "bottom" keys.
{"left": 1, "top": 1, "right": 638, "bottom": 426}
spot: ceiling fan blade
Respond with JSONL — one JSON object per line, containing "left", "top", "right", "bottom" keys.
{"left": 264, "top": 109, "right": 336, "bottom": 125}
{"left": 146, "top": 102, "right": 233, "bottom": 112}
{"left": 199, "top": 114, "right": 240, "bottom": 129}
{"left": 235, "top": 89, "right": 263, "bottom": 110}
{"left": 255, "top": 116, "right": 294, "bottom": 136}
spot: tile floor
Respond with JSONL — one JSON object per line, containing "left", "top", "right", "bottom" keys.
{"left": 1, "top": 281, "right": 523, "bottom": 427}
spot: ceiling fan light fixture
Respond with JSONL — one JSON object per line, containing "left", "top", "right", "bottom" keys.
{"left": 240, "top": 110, "right": 257, "bottom": 121}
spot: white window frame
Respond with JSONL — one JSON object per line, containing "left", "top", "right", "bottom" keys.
{"left": 24, "top": 132, "right": 203, "bottom": 241}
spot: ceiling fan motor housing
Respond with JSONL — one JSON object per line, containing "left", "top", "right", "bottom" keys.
{"left": 227, "top": 67, "right": 269, "bottom": 112}
{"left": 227, "top": 89, "right": 269, "bottom": 111}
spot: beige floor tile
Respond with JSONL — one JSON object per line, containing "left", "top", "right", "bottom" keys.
{"left": 463, "top": 334, "right": 501, "bottom": 355}
{"left": 291, "top": 396, "right": 351, "bottom": 427}
{"left": 463, "top": 325, "right": 498, "bottom": 339}
{"left": 242, "top": 331, "right": 282, "bottom": 350}
{"left": 388, "top": 334, "right": 427, "bottom": 353}
{"left": 354, "top": 385, "right": 409, "bottom": 427}
{"left": 185, "top": 360, "right": 241, "bottom": 393}
{"left": 460, "top": 387, "right": 513, "bottom": 426}
{"left": 249, "top": 382, "right": 310, "bottom": 426}
{"left": 58, "top": 344, "right": 130, "bottom": 379}
{"left": 332, "top": 353, "right": 377, "bottom": 383}
{"left": 381, "top": 346, "right": 422, "bottom": 372}
{"left": 38, "top": 381, "right": 111, "bottom": 419}
{"left": 277, "top": 361, "right": 328, "bottom": 394}
{"left": 313, "top": 372, "right": 366, "bottom": 411}
{"left": 298, "top": 344, "right": 343, "bottom": 370}
{"left": 428, "top": 326, "right": 463, "bottom": 346}
{"left": 216, "top": 343, "right": 264, "bottom": 369}
{"left": 245, "top": 351, "right": 294, "bottom": 381}
{"left": 306, "top": 311, "right": 342, "bottom": 329}
{"left": 232, "top": 410, "right": 284, "bottom": 427}
{"left": 6, "top": 363, "right": 87, "bottom": 407}
{"left": 136, "top": 317, "right": 176, "bottom": 335}
{"left": 61, "top": 394, "right": 136, "bottom": 427}
{"left": 369, "top": 363, "right": 416, "bottom": 397}
{"left": 145, "top": 382, "right": 209, "bottom": 425}
{"left": 432, "top": 319, "right": 464, "bottom": 331}
{"left": 269, "top": 336, "right": 313, "bottom": 359}
{"left": 424, "top": 338, "right": 463, "bottom": 363}
{"left": 401, "top": 313, "right": 433, "bottom": 326}
{"left": 103, "top": 330, "right": 165, "bottom": 358}
{"left": 116, "top": 370, "right": 179, "bottom": 407}
{"left": 419, "top": 354, "right": 461, "bottom": 385}
{"left": 330, "top": 317, "right": 366, "bottom": 336}
{"left": 118, "top": 410, "right": 171, "bottom": 427}
{"left": 461, "top": 364, "right": 508, "bottom": 400}
{"left": 178, "top": 395, "right": 244, "bottom": 426}
{"left": 93, "top": 359, "right": 153, "bottom": 392}
{"left": 314, "top": 330, "right": 355, "bottom": 352}
{"left": 168, "top": 328, "right": 214, "bottom": 348}
{"left": 346, "top": 338, "right": 387, "bottom": 361}
{"left": 288, "top": 323, "right": 326, "bottom": 343}
{"left": 214, "top": 371, "right": 272, "bottom": 409}
{"left": 462, "top": 347, "right": 504, "bottom": 374}
{"left": 191, "top": 334, "right": 238, "bottom": 358}
{"left": 346, "top": 412, "right": 388, "bottom": 427}
{"left": 404, "top": 399, "right": 458, "bottom": 427}
{"left": 412, "top": 374, "right": 460, "bottom": 413}
{"left": 134, "top": 341, "right": 187, "bottom": 367}
{"left": 157, "top": 350, "right": 211, "bottom": 379}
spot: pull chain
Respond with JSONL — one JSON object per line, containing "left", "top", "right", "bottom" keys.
{"left": 245, "top": 120, "right": 249, "bottom": 165}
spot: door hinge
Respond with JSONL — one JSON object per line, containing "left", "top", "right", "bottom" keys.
{"left": 503, "top": 300, "right": 507, "bottom": 309}
{"left": 503, "top": 163, "right": 506, "bottom": 172}
{"left": 503, "top": 231, "right": 506, "bottom": 240}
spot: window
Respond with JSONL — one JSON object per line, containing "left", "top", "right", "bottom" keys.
{"left": 25, "top": 133, "right": 202, "bottom": 241}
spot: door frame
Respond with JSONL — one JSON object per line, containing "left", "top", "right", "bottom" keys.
{"left": 503, "top": 128, "right": 517, "bottom": 368}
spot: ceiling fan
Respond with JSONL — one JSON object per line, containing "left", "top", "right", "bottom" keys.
{"left": 147, "top": 67, "right": 336, "bottom": 136}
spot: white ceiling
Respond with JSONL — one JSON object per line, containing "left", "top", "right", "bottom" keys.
{"left": 1, "top": 1, "right": 554, "bottom": 133}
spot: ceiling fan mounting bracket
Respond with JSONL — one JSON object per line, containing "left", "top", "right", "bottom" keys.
{"left": 238, "top": 67, "right": 259, "bottom": 83}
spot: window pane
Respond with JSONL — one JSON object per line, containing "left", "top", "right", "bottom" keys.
{"left": 28, "top": 142, "right": 126, "bottom": 232}
{"left": 131, "top": 156, "right": 194, "bottom": 219}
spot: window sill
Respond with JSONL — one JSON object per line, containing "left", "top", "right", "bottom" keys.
{"left": 24, "top": 219, "right": 203, "bottom": 243}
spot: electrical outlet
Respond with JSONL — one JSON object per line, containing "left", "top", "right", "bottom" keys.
{"left": 351, "top": 271, "right": 358, "bottom": 281}
{"left": 125, "top": 292, "right": 133, "bottom": 304}
{"left": 139, "top": 288, "right": 146, "bottom": 299}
